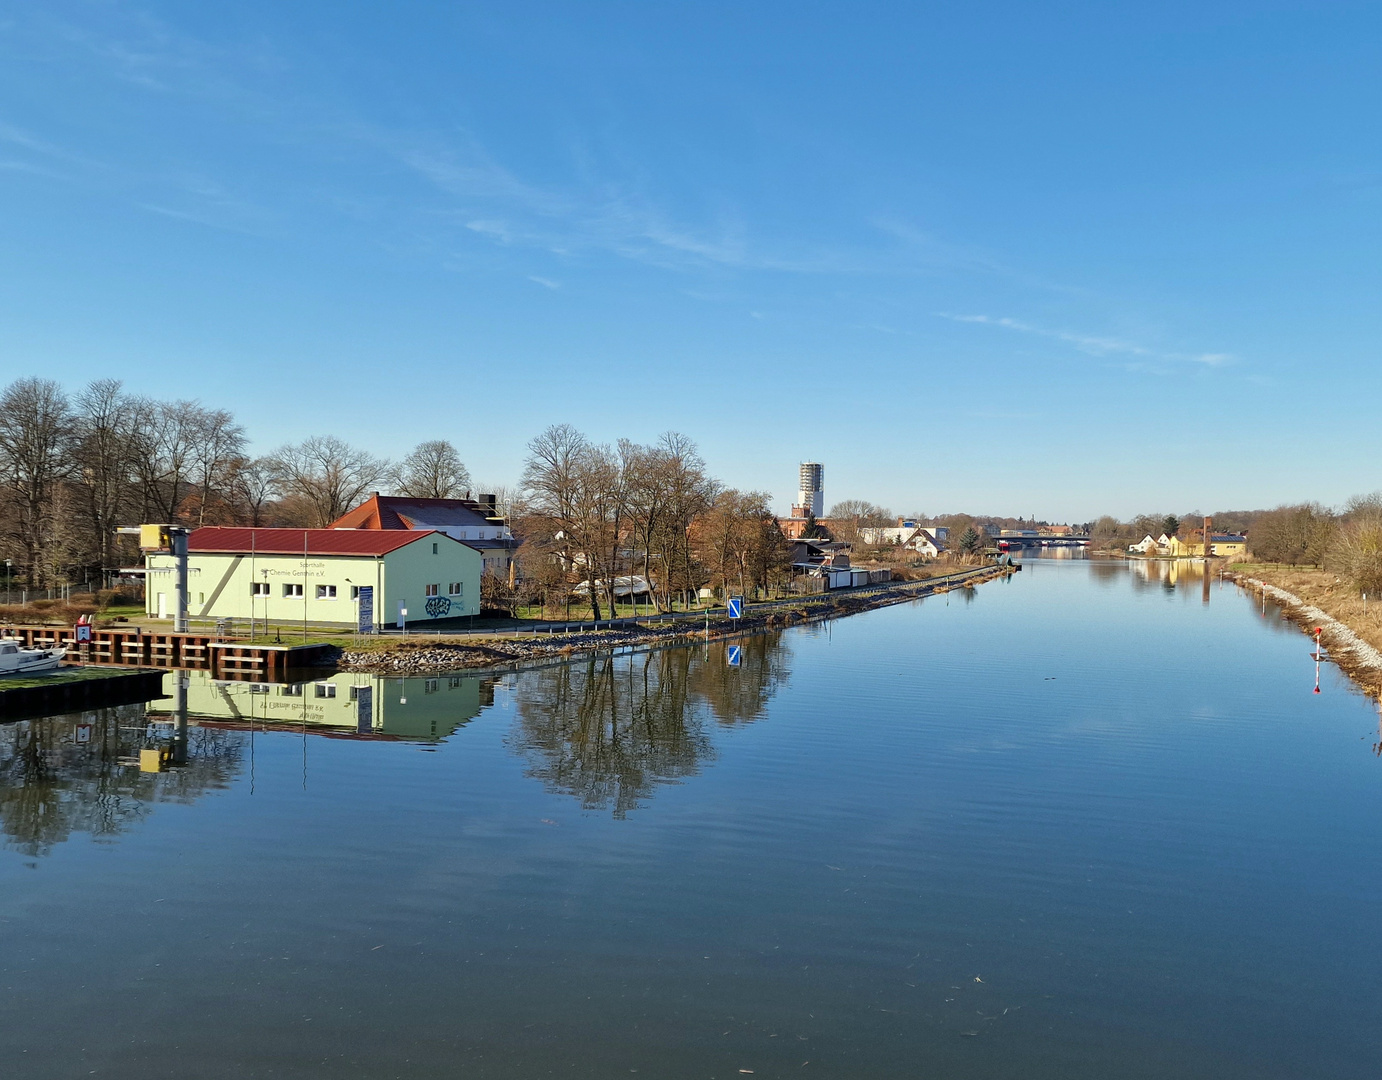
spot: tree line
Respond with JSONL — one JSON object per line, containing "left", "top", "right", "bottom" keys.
{"left": 0, "top": 376, "right": 480, "bottom": 587}
{"left": 515, "top": 425, "right": 789, "bottom": 620}
{"left": 0, "top": 378, "right": 793, "bottom": 613}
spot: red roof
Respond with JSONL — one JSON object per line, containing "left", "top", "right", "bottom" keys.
{"left": 329, "top": 494, "right": 494, "bottom": 531}
{"left": 188, "top": 528, "right": 439, "bottom": 557}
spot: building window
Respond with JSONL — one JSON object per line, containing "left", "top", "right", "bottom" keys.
{"left": 197, "top": 592, "right": 205, "bottom": 604}
{"left": 350, "top": 586, "right": 360, "bottom": 600}
{"left": 252, "top": 582, "right": 269, "bottom": 597}
{"left": 448, "top": 582, "right": 463, "bottom": 596}
{"left": 425, "top": 583, "right": 439, "bottom": 597}
{"left": 249, "top": 683, "right": 271, "bottom": 694}
{"left": 433, "top": 542, "right": 438, "bottom": 554}
{"left": 280, "top": 685, "right": 303, "bottom": 697}
{"left": 448, "top": 676, "right": 462, "bottom": 689}
{"left": 316, "top": 585, "right": 337, "bottom": 600}
{"left": 314, "top": 683, "right": 337, "bottom": 698}
{"left": 424, "top": 679, "right": 438, "bottom": 694}
{"left": 284, "top": 583, "right": 303, "bottom": 598}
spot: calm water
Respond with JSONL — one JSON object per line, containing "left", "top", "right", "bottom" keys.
{"left": 4, "top": 559, "right": 1382, "bottom": 1079}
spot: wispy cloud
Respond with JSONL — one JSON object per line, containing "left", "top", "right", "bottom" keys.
{"left": 528, "top": 275, "right": 560, "bottom": 290}
{"left": 936, "top": 312, "right": 1235, "bottom": 370}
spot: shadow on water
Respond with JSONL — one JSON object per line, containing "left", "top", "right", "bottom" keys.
{"left": 509, "top": 632, "right": 790, "bottom": 817}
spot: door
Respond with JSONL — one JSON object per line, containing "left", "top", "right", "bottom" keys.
{"left": 157, "top": 592, "right": 167, "bottom": 618}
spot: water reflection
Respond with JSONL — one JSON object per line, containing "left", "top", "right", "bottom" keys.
{"left": 159, "top": 668, "right": 496, "bottom": 743}
{"left": 0, "top": 706, "right": 244, "bottom": 857}
{"left": 1, "top": 669, "right": 499, "bottom": 856}
{"left": 511, "top": 633, "right": 790, "bottom": 816}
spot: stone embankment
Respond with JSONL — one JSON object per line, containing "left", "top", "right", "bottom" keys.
{"left": 335, "top": 566, "right": 1013, "bottom": 676}
{"left": 1230, "top": 571, "right": 1382, "bottom": 699}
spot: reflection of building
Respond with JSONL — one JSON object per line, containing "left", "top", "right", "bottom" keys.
{"left": 145, "top": 527, "right": 482, "bottom": 628}
{"left": 329, "top": 494, "right": 518, "bottom": 578}
{"left": 153, "top": 669, "right": 492, "bottom": 742}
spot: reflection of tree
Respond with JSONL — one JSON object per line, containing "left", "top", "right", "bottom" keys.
{"left": 511, "top": 633, "right": 790, "bottom": 815}
{"left": 0, "top": 706, "right": 244, "bottom": 857}
{"left": 689, "top": 633, "right": 792, "bottom": 726}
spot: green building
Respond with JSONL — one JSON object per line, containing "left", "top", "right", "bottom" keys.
{"left": 144, "top": 527, "right": 482, "bottom": 628}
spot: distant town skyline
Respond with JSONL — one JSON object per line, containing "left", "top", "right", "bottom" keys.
{"left": 2, "top": 3, "right": 1379, "bottom": 520}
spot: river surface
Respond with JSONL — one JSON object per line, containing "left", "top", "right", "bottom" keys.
{"left": 4, "top": 558, "right": 1382, "bottom": 1078}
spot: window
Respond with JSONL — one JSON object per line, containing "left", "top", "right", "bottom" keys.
{"left": 424, "top": 679, "right": 438, "bottom": 694}
{"left": 448, "top": 582, "right": 463, "bottom": 596}
{"left": 433, "top": 542, "right": 438, "bottom": 554}
{"left": 448, "top": 677, "right": 463, "bottom": 689}
{"left": 316, "top": 585, "right": 337, "bottom": 600}
{"left": 249, "top": 683, "right": 271, "bottom": 694}
{"left": 197, "top": 592, "right": 205, "bottom": 604}
{"left": 314, "top": 683, "right": 337, "bottom": 698}
{"left": 280, "top": 684, "right": 303, "bottom": 697}
{"left": 349, "top": 586, "right": 360, "bottom": 600}
{"left": 251, "top": 582, "right": 269, "bottom": 597}
{"left": 425, "top": 583, "right": 439, "bottom": 597}
{"left": 284, "top": 583, "right": 303, "bottom": 598}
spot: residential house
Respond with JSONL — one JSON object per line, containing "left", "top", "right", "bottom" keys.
{"left": 328, "top": 494, "right": 518, "bottom": 578}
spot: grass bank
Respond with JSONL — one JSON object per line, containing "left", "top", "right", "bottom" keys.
{"left": 1229, "top": 563, "right": 1382, "bottom": 699}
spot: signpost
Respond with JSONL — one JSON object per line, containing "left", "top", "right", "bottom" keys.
{"left": 727, "top": 644, "right": 742, "bottom": 667}
{"left": 727, "top": 596, "right": 743, "bottom": 620}
{"left": 357, "top": 585, "right": 375, "bottom": 634}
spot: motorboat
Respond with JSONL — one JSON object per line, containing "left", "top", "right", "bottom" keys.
{"left": 0, "top": 637, "right": 67, "bottom": 676}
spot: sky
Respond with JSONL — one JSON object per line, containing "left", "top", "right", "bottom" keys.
{"left": 1, "top": 1, "right": 1379, "bottom": 522}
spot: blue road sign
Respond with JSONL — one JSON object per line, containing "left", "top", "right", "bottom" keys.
{"left": 727, "top": 596, "right": 742, "bottom": 619}
{"left": 727, "top": 645, "right": 742, "bottom": 667}
{"left": 357, "top": 585, "right": 374, "bottom": 633}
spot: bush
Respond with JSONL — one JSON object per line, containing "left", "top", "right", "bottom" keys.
{"left": 0, "top": 602, "right": 99, "bottom": 626}
{"left": 96, "top": 587, "right": 143, "bottom": 610}
{"left": 1334, "top": 496, "right": 1382, "bottom": 595}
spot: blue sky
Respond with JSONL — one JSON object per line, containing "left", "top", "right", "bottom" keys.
{"left": 1, "top": 2, "right": 1379, "bottom": 521}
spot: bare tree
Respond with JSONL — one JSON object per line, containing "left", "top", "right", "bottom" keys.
{"left": 189, "top": 409, "right": 247, "bottom": 525}
{"left": 268, "top": 435, "right": 389, "bottom": 526}
{"left": 226, "top": 456, "right": 279, "bottom": 527}
{"left": 521, "top": 425, "right": 621, "bottom": 621}
{"left": 0, "top": 378, "right": 74, "bottom": 585}
{"left": 391, "top": 440, "right": 471, "bottom": 499}
{"left": 827, "top": 499, "right": 894, "bottom": 546}
{"left": 130, "top": 399, "right": 206, "bottom": 522}
{"left": 72, "top": 379, "right": 139, "bottom": 573}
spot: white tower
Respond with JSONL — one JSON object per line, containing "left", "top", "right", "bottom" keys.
{"left": 797, "top": 462, "right": 824, "bottom": 518}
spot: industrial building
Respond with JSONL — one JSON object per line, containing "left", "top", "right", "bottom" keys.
{"left": 144, "top": 527, "right": 482, "bottom": 629}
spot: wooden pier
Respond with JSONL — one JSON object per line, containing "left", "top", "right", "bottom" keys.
{"left": 0, "top": 625, "right": 337, "bottom": 674}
